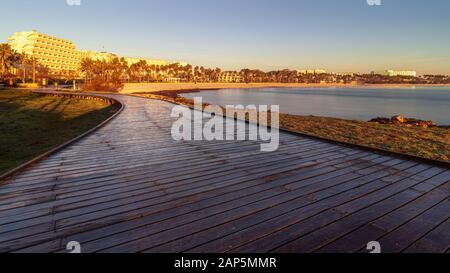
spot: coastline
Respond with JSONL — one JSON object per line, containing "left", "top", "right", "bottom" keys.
{"left": 120, "top": 82, "right": 450, "bottom": 94}
{"left": 128, "top": 82, "right": 450, "bottom": 127}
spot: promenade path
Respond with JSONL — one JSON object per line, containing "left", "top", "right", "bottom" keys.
{"left": 0, "top": 93, "right": 448, "bottom": 253}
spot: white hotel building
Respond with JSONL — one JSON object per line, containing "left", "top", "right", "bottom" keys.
{"left": 374, "top": 70, "right": 417, "bottom": 77}
{"left": 8, "top": 30, "right": 80, "bottom": 73}
{"left": 7, "top": 30, "right": 187, "bottom": 75}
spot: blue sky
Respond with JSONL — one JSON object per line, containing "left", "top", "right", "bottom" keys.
{"left": 1, "top": 0, "right": 449, "bottom": 74}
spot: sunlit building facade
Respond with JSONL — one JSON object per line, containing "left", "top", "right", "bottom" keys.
{"left": 8, "top": 30, "right": 80, "bottom": 74}
{"left": 125, "top": 57, "right": 169, "bottom": 67}
{"left": 298, "top": 69, "right": 327, "bottom": 75}
{"left": 7, "top": 30, "right": 187, "bottom": 76}
{"left": 374, "top": 70, "right": 417, "bottom": 77}
{"left": 219, "top": 71, "right": 243, "bottom": 83}
{"left": 80, "top": 50, "right": 118, "bottom": 62}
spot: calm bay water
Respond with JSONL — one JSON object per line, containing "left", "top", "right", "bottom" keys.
{"left": 182, "top": 87, "right": 450, "bottom": 125}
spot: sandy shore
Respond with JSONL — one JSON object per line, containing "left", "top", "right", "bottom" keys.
{"left": 120, "top": 82, "right": 350, "bottom": 94}
{"left": 120, "top": 82, "right": 450, "bottom": 94}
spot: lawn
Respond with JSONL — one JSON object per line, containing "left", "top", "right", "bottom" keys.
{"left": 0, "top": 89, "right": 120, "bottom": 176}
{"left": 279, "top": 113, "right": 450, "bottom": 162}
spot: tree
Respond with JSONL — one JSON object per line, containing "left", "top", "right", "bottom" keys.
{"left": 240, "top": 69, "right": 253, "bottom": 83}
{"left": 80, "top": 57, "right": 95, "bottom": 83}
{"left": 0, "top": 43, "right": 14, "bottom": 81}
{"left": 129, "top": 60, "right": 148, "bottom": 82}
{"left": 82, "top": 57, "right": 127, "bottom": 92}
{"left": 16, "top": 53, "right": 31, "bottom": 83}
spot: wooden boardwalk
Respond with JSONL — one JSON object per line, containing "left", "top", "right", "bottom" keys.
{"left": 0, "top": 94, "right": 448, "bottom": 253}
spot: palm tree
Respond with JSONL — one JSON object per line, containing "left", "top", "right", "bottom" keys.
{"left": 194, "top": 66, "right": 200, "bottom": 83}
{"left": 137, "top": 60, "right": 148, "bottom": 82}
{"left": 129, "top": 63, "right": 139, "bottom": 82}
{"left": 108, "top": 57, "right": 127, "bottom": 81}
{"left": 0, "top": 43, "right": 14, "bottom": 80}
{"left": 183, "top": 64, "right": 193, "bottom": 82}
{"left": 240, "top": 69, "right": 252, "bottom": 83}
{"left": 80, "top": 58, "right": 95, "bottom": 83}
{"left": 16, "top": 53, "right": 31, "bottom": 83}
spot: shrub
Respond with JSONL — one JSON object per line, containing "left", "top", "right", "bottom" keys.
{"left": 83, "top": 79, "right": 124, "bottom": 92}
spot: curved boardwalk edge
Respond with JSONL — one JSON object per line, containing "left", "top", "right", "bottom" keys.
{"left": 0, "top": 90, "right": 125, "bottom": 182}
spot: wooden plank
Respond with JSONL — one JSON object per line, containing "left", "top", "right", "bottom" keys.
{"left": 147, "top": 157, "right": 403, "bottom": 253}
{"left": 376, "top": 199, "right": 449, "bottom": 253}
{"left": 316, "top": 182, "right": 449, "bottom": 253}
{"left": 219, "top": 163, "right": 432, "bottom": 253}
{"left": 46, "top": 153, "right": 376, "bottom": 250}
{"left": 0, "top": 149, "right": 354, "bottom": 245}
{"left": 403, "top": 218, "right": 450, "bottom": 253}
{"left": 269, "top": 166, "right": 445, "bottom": 253}
{"left": 95, "top": 160, "right": 420, "bottom": 253}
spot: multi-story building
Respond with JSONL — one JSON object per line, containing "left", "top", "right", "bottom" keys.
{"left": 333, "top": 72, "right": 354, "bottom": 76}
{"left": 373, "top": 70, "right": 417, "bottom": 77}
{"left": 7, "top": 30, "right": 188, "bottom": 77}
{"left": 125, "top": 57, "right": 168, "bottom": 67}
{"left": 81, "top": 52, "right": 174, "bottom": 67}
{"left": 79, "top": 50, "right": 118, "bottom": 62}
{"left": 8, "top": 30, "right": 80, "bottom": 74}
{"left": 298, "top": 69, "right": 327, "bottom": 75}
{"left": 176, "top": 62, "right": 189, "bottom": 67}
{"left": 219, "top": 71, "right": 243, "bottom": 83}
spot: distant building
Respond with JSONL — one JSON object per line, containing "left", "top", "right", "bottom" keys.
{"left": 176, "top": 62, "right": 189, "bottom": 67}
{"left": 79, "top": 50, "right": 118, "bottom": 62}
{"left": 298, "top": 69, "right": 327, "bottom": 75}
{"left": 334, "top": 72, "right": 354, "bottom": 76}
{"left": 373, "top": 70, "right": 417, "bottom": 77}
{"left": 219, "top": 71, "right": 243, "bottom": 83}
{"left": 125, "top": 57, "right": 169, "bottom": 67}
{"left": 164, "top": 77, "right": 184, "bottom": 83}
{"left": 8, "top": 30, "right": 80, "bottom": 74}
{"left": 7, "top": 30, "right": 188, "bottom": 76}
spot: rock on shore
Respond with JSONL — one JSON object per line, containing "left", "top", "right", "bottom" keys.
{"left": 369, "top": 115, "right": 437, "bottom": 128}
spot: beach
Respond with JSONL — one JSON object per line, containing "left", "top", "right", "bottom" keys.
{"left": 120, "top": 82, "right": 353, "bottom": 94}
{"left": 120, "top": 82, "right": 450, "bottom": 94}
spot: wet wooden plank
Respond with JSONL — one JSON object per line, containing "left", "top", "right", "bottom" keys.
{"left": 316, "top": 182, "right": 450, "bottom": 253}
{"left": 403, "top": 218, "right": 450, "bottom": 253}
{"left": 182, "top": 162, "right": 426, "bottom": 253}
{"left": 376, "top": 199, "right": 449, "bottom": 253}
